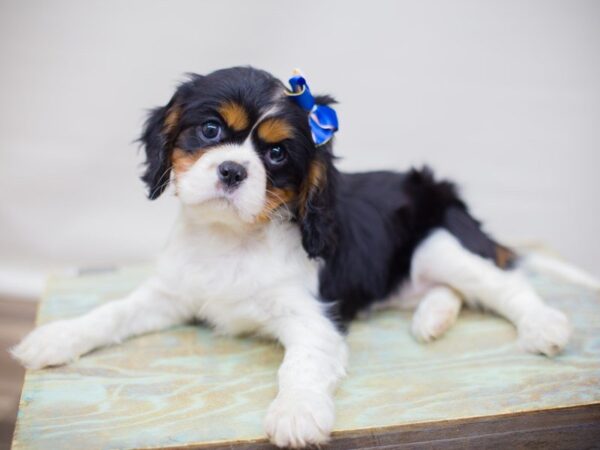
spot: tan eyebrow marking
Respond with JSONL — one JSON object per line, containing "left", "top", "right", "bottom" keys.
{"left": 257, "top": 117, "right": 294, "bottom": 143}
{"left": 218, "top": 101, "right": 250, "bottom": 131}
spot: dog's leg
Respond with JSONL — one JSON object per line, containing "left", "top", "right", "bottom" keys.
{"left": 411, "top": 229, "right": 570, "bottom": 356}
{"left": 411, "top": 286, "right": 462, "bottom": 342}
{"left": 263, "top": 292, "right": 348, "bottom": 448}
{"left": 11, "top": 279, "right": 190, "bottom": 369}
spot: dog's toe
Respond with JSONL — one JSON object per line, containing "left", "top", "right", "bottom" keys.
{"left": 518, "top": 306, "right": 571, "bottom": 357}
{"left": 411, "top": 287, "right": 462, "bottom": 342}
{"left": 11, "top": 320, "right": 86, "bottom": 369}
{"left": 264, "top": 389, "right": 334, "bottom": 448}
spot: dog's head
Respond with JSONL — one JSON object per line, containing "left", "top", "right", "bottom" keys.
{"left": 140, "top": 67, "right": 337, "bottom": 258}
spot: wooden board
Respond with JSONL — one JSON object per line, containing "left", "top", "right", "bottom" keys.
{"left": 12, "top": 266, "right": 600, "bottom": 449}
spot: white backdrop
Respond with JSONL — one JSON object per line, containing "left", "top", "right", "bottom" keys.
{"left": 1, "top": 0, "right": 599, "bottom": 298}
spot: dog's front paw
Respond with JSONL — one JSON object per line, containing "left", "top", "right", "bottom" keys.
{"left": 11, "top": 320, "right": 88, "bottom": 369}
{"left": 264, "top": 389, "right": 335, "bottom": 448}
{"left": 518, "top": 306, "right": 571, "bottom": 357}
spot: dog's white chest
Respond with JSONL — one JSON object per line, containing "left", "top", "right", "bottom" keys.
{"left": 156, "top": 217, "right": 319, "bottom": 334}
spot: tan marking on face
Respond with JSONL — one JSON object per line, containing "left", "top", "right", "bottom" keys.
{"left": 256, "top": 185, "right": 297, "bottom": 222}
{"left": 257, "top": 118, "right": 294, "bottom": 143}
{"left": 218, "top": 102, "right": 250, "bottom": 132}
{"left": 171, "top": 147, "right": 206, "bottom": 177}
{"left": 299, "top": 159, "right": 326, "bottom": 216}
{"left": 163, "top": 105, "right": 181, "bottom": 134}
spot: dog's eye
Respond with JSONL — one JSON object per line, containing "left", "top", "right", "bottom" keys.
{"left": 199, "top": 121, "right": 222, "bottom": 142}
{"left": 267, "top": 145, "right": 287, "bottom": 165}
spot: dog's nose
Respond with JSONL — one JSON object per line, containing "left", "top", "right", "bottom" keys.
{"left": 217, "top": 161, "right": 248, "bottom": 189}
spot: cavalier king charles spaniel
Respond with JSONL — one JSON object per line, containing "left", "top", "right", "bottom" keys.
{"left": 13, "top": 66, "right": 579, "bottom": 448}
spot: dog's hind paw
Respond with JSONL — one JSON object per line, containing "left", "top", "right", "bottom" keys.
{"left": 411, "top": 286, "right": 462, "bottom": 342}
{"left": 518, "top": 306, "right": 571, "bottom": 357}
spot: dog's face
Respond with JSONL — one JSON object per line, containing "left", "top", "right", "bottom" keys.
{"left": 140, "top": 67, "right": 337, "bottom": 258}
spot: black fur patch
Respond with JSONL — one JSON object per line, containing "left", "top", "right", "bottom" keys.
{"left": 318, "top": 167, "right": 514, "bottom": 327}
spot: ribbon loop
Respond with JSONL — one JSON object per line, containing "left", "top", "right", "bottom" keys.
{"left": 287, "top": 72, "right": 338, "bottom": 146}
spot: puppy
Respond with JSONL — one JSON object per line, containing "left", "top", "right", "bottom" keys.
{"left": 13, "top": 66, "right": 572, "bottom": 448}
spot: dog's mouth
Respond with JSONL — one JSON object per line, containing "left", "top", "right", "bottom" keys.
{"left": 195, "top": 194, "right": 238, "bottom": 213}
{"left": 200, "top": 196, "right": 237, "bottom": 210}
{"left": 198, "top": 195, "right": 256, "bottom": 221}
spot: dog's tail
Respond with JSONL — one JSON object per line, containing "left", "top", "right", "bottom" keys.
{"left": 407, "top": 168, "right": 599, "bottom": 291}
{"left": 517, "top": 252, "right": 600, "bottom": 291}
{"left": 441, "top": 205, "right": 599, "bottom": 291}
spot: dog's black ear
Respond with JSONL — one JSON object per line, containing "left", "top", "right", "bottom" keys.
{"left": 298, "top": 149, "right": 338, "bottom": 259}
{"left": 139, "top": 96, "right": 181, "bottom": 199}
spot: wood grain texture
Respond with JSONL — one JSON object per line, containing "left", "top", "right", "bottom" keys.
{"left": 12, "top": 266, "right": 600, "bottom": 449}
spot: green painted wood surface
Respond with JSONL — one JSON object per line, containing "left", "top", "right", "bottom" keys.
{"left": 12, "top": 266, "right": 600, "bottom": 449}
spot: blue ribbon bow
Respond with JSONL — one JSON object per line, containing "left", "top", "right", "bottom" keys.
{"left": 287, "top": 72, "right": 339, "bottom": 146}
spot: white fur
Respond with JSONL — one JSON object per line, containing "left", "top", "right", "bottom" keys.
{"left": 12, "top": 211, "right": 347, "bottom": 447}
{"left": 411, "top": 229, "right": 571, "bottom": 356}
{"left": 12, "top": 136, "right": 347, "bottom": 448}
{"left": 411, "top": 286, "right": 462, "bottom": 342}
{"left": 11, "top": 279, "right": 189, "bottom": 369}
